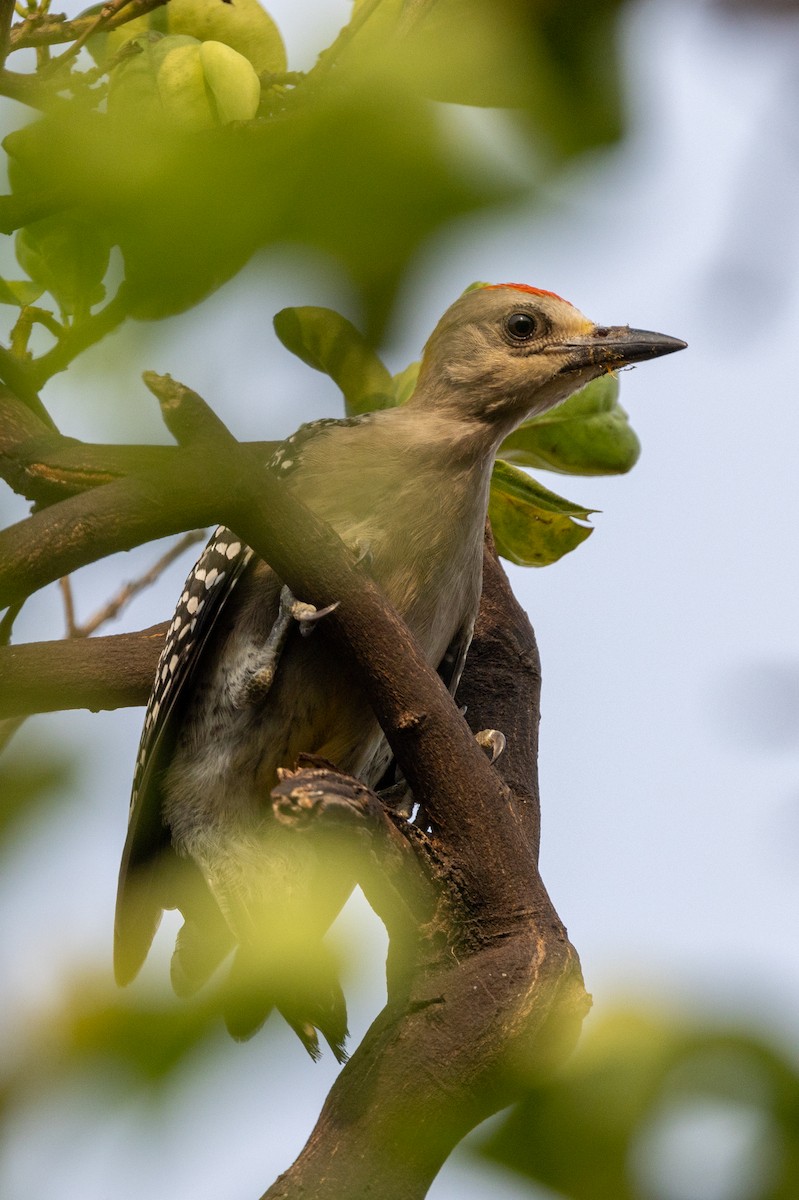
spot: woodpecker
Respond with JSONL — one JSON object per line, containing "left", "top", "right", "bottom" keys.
{"left": 115, "top": 283, "right": 685, "bottom": 1058}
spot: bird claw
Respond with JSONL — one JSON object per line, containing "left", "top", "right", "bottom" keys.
{"left": 350, "top": 538, "right": 374, "bottom": 570}
{"left": 272, "top": 765, "right": 372, "bottom": 829}
{"left": 475, "top": 728, "right": 506, "bottom": 763}
{"left": 292, "top": 599, "right": 340, "bottom": 637}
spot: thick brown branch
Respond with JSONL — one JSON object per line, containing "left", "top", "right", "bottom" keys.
{"left": 0, "top": 383, "right": 276, "bottom": 506}
{"left": 0, "top": 459, "right": 223, "bottom": 608}
{"left": 261, "top": 543, "right": 588, "bottom": 1200}
{"left": 0, "top": 621, "right": 166, "bottom": 716}
{"left": 1, "top": 374, "right": 589, "bottom": 1199}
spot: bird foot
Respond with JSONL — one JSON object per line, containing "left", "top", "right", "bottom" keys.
{"left": 272, "top": 764, "right": 376, "bottom": 830}
{"left": 349, "top": 538, "right": 374, "bottom": 570}
{"left": 379, "top": 729, "right": 506, "bottom": 821}
{"left": 293, "top": 598, "right": 340, "bottom": 638}
{"left": 475, "top": 728, "right": 506, "bottom": 763}
{"left": 243, "top": 588, "right": 339, "bottom": 701}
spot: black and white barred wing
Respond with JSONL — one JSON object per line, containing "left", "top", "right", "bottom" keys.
{"left": 114, "top": 526, "right": 254, "bottom": 985}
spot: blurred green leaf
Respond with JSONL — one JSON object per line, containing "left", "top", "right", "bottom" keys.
{"left": 391, "top": 360, "right": 420, "bottom": 406}
{"left": 1, "top": 72, "right": 511, "bottom": 332}
{"left": 107, "top": 34, "right": 262, "bottom": 132}
{"left": 489, "top": 458, "right": 594, "bottom": 567}
{"left": 481, "top": 1009, "right": 799, "bottom": 1200}
{"left": 273, "top": 306, "right": 395, "bottom": 415}
{"left": 499, "top": 373, "right": 641, "bottom": 477}
{"left": 15, "top": 213, "right": 110, "bottom": 317}
{"left": 0, "top": 744, "right": 74, "bottom": 843}
{"left": 0, "top": 278, "right": 44, "bottom": 306}
{"left": 61, "top": 980, "right": 221, "bottom": 1084}
{"left": 353, "top": 0, "right": 625, "bottom": 157}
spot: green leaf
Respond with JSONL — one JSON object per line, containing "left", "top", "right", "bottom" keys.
{"left": 499, "top": 373, "right": 640, "bottom": 477}
{"left": 273, "top": 306, "right": 395, "bottom": 415}
{"left": 481, "top": 1010, "right": 799, "bottom": 1200}
{"left": 0, "top": 747, "right": 74, "bottom": 843}
{"left": 489, "top": 459, "right": 594, "bottom": 567}
{"left": 353, "top": 0, "right": 625, "bottom": 157}
{"left": 63, "top": 983, "right": 220, "bottom": 1085}
{"left": 0, "top": 66, "right": 512, "bottom": 328}
{"left": 0, "top": 278, "right": 44, "bottom": 306}
{"left": 15, "top": 214, "right": 110, "bottom": 317}
{"left": 391, "top": 360, "right": 420, "bottom": 406}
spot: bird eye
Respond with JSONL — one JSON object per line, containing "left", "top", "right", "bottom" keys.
{"left": 505, "top": 311, "right": 539, "bottom": 340}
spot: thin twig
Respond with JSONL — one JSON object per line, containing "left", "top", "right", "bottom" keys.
{"left": 43, "top": 0, "right": 136, "bottom": 76}
{"left": 0, "top": 342, "right": 57, "bottom": 429}
{"left": 10, "top": 306, "right": 64, "bottom": 359}
{"left": 259, "top": 69, "right": 305, "bottom": 88}
{"left": 0, "top": 599, "right": 23, "bottom": 646}
{"left": 10, "top": 0, "right": 165, "bottom": 52}
{"left": 0, "top": 715, "right": 25, "bottom": 753}
{"left": 1, "top": 531, "right": 204, "bottom": 755}
{"left": 70, "top": 529, "right": 206, "bottom": 637}
{"left": 0, "top": 0, "right": 15, "bottom": 65}
{"left": 30, "top": 291, "right": 127, "bottom": 389}
{"left": 58, "top": 575, "right": 78, "bottom": 637}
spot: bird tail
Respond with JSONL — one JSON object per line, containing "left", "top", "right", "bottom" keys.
{"left": 221, "top": 941, "right": 349, "bottom": 1063}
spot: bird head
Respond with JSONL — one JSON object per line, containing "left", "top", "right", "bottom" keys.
{"left": 413, "top": 282, "right": 686, "bottom": 437}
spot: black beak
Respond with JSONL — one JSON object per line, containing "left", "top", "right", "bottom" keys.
{"left": 562, "top": 326, "right": 687, "bottom": 372}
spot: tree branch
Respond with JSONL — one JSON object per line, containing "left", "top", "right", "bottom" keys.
{"left": 30, "top": 292, "right": 128, "bottom": 388}
{"left": 0, "top": 380, "right": 276, "bottom": 506}
{"left": 0, "top": 457, "right": 223, "bottom": 608}
{"left": 0, "top": 344, "right": 57, "bottom": 429}
{"left": 70, "top": 529, "right": 206, "bottom": 637}
{"left": 9, "top": 0, "right": 168, "bottom": 52}
{"left": 0, "top": 621, "right": 166, "bottom": 716}
{"left": 261, "top": 542, "right": 587, "bottom": 1200}
{"left": 0, "top": 0, "right": 15, "bottom": 66}
{"left": 0, "top": 373, "right": 590, "bottom": 1198}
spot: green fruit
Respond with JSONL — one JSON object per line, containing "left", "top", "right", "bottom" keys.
{"left": 93, "top": 0, "right": 285, "bottom": 75}
{"left": 199, "top": 41, "right": 261, "bottom": 123}
{"left": 155, "top": 41, "right": 215, "bottom": 130}
{"left": 109, "top": 34, "right": 261, "bottom": 131}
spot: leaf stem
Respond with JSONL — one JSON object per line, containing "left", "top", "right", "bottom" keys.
{"left": 71, "top": 529, "right": 206, "bottom": 637}
{"left": 30, "top": 289, "right": 127, "bottom": 387}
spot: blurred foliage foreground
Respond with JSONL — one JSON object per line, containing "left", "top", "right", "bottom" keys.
{"left": 0, "top": 0, "right": 626, "bottom": 337}
{"left": 3, "top": 930, "right": 798, "bottom": 1200}
{"left": 0, "top": 0, "right": 643, "bottom": 565}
